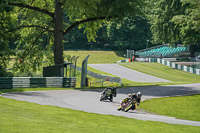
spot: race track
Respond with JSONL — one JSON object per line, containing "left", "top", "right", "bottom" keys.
{"left": 88, "top": 64, "right": 170, "bottom": 82}
{"left": 2, "top": 83, "right": 200, "bottom": 126}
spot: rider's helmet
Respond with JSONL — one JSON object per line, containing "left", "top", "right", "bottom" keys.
{"left": 113, "top": 86, "right": 117, "bottom": 90}
{"left": 128, "top": 94, "right": 132, "bottom": 97}
{"left": 137, "top": 92, "right": 142, "bottom": 98}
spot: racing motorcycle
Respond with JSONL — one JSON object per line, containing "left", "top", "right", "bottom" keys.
{"left": 100, "top": 87, "right": 117, "bottom": 102}
{"left": 117, "top": 97, "right": 137, "bottom": 112}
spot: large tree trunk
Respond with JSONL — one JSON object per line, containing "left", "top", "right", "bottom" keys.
{"left": 189, "top": 45, "right": 196, "bottom": 58}
{"left": 53, "top": 0, "right": 64, "bottom": 65}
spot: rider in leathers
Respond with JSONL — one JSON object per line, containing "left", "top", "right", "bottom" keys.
{"left": 127, "top": 92, "right": 142, "bottom": 109}
{"left": 103, "top": 87, "right": 117, "bottom": 101}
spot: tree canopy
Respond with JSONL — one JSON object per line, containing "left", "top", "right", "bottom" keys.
{"left": 1, "top": 0, "right": 200, "bottom": 76}
{"left": 149, "top": 0, "right": 200, "bottom": 46}
{"left": 0, "top": 0, "right": 145, "bottom": 75}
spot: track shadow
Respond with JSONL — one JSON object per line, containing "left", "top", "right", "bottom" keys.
{"left": 78, "top": 84, "right": 200, "bottom": 98}
{"left": 2, "top": 92, "right": 50, "bottom": 98}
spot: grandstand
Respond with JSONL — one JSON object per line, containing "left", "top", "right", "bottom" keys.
{"left": 135, "top": 44, "right": 189, "bottom": 58}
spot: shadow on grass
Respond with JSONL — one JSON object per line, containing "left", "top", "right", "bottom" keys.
{"left": 114, "top": 51, "right": 126, "bottom": 58}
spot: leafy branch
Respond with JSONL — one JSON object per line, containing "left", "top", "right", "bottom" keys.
{"left": 5, "top": 25, "right": 54, "bottom": 33}
{"left": 63, "top": 16, "right": 113, "bottom": 35}
{"left": 8, "top": 2, "right": 54, "bottom": 18}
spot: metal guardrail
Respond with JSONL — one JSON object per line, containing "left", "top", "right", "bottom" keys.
{"left": 76, "top": 65, "right": 121, "bottom": 85}
{"left": 149, "top": 58, "right": 200, "bottom": 75}
{"left": 0, "top": 77, "right": 76, "bottom": 89}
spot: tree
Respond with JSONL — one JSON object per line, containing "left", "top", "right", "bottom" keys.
{"left": 0, "top": 1, "right": 15, "bottom": 76}
{"left": 148, "top": 0, "right": 200, "bottom": 57}
{"left": 171, "top": 0, "right": 200, "bottom": 44}
{"left": 148, "top": 0, "right": 185, "bottom": 44}
{"left": 106, "top": 16, "right": 152, "bottom": 50}
{"left": 171, "top": 0, "right": 200, "bottom": 56}
{"left": 2, "top": 0, "right": 145, "bottom": 72}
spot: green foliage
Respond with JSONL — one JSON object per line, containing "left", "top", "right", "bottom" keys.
{"left": 149, "top": 0, "right": 200, "bottom": 46}
{"left": 63, "top": 16, "right": 152, "bottom": 51}
{"left": 171, "top": 0, "right": 200, "bottom": 45}
{"left": 148, "top": 0, "right": 183, "bottom": 44}
{"left": 106, "top": 16, "right": 152, "bottom": 50}
{"left": 0, "top": 0, "right": 16, "bottom": 77}
{"left": 1, "top": 0, "right": 146, "bottom": 75}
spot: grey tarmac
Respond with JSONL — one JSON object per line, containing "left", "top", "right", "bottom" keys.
{"left": 2, "top": 83, "right": 200, "bottom": 127}
{"left": 88, "top": 64, "right": 170, "bottom": 82}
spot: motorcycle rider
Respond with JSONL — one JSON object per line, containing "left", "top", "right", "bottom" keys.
{"left": 102, "top": 86, "right": 117, "bottom": 101}
{"left": 128, "top": 92, "right": 142, "bottom": 106}
{"left": 117, "top": 92, "right": 142, "bottom": 111}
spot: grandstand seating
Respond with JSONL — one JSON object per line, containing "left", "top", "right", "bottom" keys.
{"left": 135, "top": 45, "right": 189, "bottom": 58}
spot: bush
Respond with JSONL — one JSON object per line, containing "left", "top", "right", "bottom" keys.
{"left": 0, "top": 66, "right": 13, "bottom": 77}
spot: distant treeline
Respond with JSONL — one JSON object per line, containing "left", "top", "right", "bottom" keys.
{"left": 63, "top": 16, "right": 153, "bottom": 51}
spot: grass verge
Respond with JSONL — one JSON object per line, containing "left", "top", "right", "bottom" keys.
{"left": 121, "top": 62, "right": 200, "bottom": 84}
{"left": 65, "top": 51, "right": 125, "bottom": 67}
{"left": 139, "top": 95, "right": 200, "bottom": 121}
{"left": 0, "top": 97, "right": 200, "bottom": 133}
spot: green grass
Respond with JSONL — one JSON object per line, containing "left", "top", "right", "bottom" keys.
{"left": 121, "top": 62, "right": 200, "bottom": 84}
{"left": 0, "top": 97, "right": 200, "bottom": 133}
{"left": 64, "top": 51, "right": 125, "bottom": 67}
{"left": 139, "top": 95, "right": 200, "bottom": 122}
{"left": 8, "top": 51, "right": 125, "bottom": 69}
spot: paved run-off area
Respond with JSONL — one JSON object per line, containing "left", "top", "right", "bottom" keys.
{"left": 88, "top": 64, "right": 170, "bottom": 82}
{"left": 2, "top": 83, "right": 200, "bottom": 127}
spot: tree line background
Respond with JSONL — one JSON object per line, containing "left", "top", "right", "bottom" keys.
{"left": 0, "top": 0, "right": 200, "bottom": 76}
{"left": 63, "top": 16, "right": 152, "bottom": 51}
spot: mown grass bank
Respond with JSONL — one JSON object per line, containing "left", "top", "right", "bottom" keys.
{"left": 121, "top": 62, "right": 200, "bottom": 84}
{"left": 0, "top": 97, "right": 200, "bottom": 133}
{"left": 140, "top": 94, "right": 200, "bottom": 122}
{"left": 64, "top": 51, "right": 125, "bottom": 66}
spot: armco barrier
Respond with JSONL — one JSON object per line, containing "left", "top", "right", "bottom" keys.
{"left": 76, "top": 66, "right": 121, "bottom": 84}
{"left": 63, "top": 77, "right": 76, "bottom": 88}
{"left": 116, "top": 57, "right": 200, "bottom": 75}
{"left": 0, "top": 77, "right": 76, "bottom": 89}
{"left": 0, "top": 77, "right": 12, "bottom": 89}
{"left": 150, "top": 58, "right": 200, "bottom": 75}
{"left": 13, "top": 77, "right": 30, "bottom": 88}
{"left": 116, "top": 59, "right": 131, "bottom": 63}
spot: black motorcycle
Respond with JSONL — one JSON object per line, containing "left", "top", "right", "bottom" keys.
{"left": 100, "top": 87, "right": 117, "bottom": 102}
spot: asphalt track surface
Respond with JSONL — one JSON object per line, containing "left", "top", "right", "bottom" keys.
{"left": 2, "top": 83, "right": 200, "bottom": 127}
{"left": 88, "top": 64, "right": 170, "bottom": 82}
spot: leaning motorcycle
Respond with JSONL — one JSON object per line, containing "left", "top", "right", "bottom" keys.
{"left": 100, "top": 88, "right": 116, "bottom": 102}
{"left": 117, "top": 97, "right": 137, "bottom": 112}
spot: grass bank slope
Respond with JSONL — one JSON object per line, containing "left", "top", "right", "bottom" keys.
{"left": 64, "top": 51, "right": 125, "bottom": 66}
{"left": 140, "top": 95, "right": 200, "bottom": 122}
{"left": 0, "top": 97, "right": 200, "bottom": 133}
{"left": 121, "top": 62, "right": 200, "bottom": 84}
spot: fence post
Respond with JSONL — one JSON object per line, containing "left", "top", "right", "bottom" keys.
{"left": 81, "top": 55, "right": 90, "bottom": 88}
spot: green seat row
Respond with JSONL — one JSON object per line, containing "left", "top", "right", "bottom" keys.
{"left": 137, "top": 46, "right": 188, "bottom": 57}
